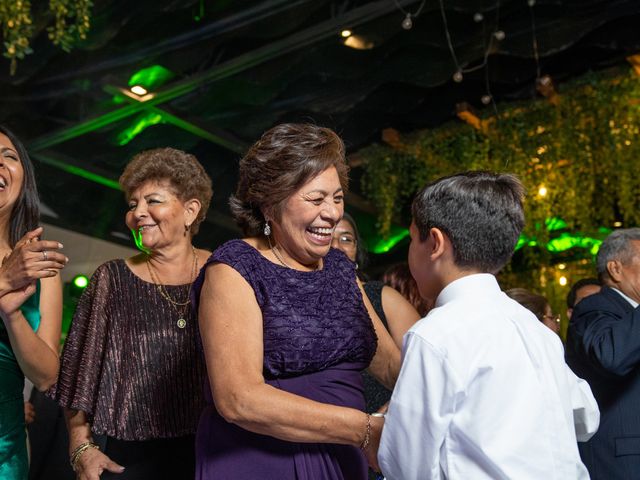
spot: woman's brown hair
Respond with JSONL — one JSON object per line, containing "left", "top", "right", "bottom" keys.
{"left": 230, "top": 123, "right": 349, "bottom": 236}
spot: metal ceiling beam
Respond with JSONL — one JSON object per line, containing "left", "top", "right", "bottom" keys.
{"left": 103, "top": 84, "right": 249, "bottom": 153}
{"left": 28, "top": 0, "right": 422, "bottom": 152}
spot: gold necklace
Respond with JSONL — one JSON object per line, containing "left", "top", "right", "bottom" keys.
{"left": 146, "top": 246, "right": 197, "bottom": 329}
{"left": 266, "top": 236, "right": 320, "bottom": 271}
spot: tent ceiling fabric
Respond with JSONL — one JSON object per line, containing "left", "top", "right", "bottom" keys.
{"left": 1, "top": 0, "right": 639, "bottom": 250}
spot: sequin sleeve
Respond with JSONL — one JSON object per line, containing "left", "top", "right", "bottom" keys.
{"left": 50, "top": 262, "right": 113, "bottom": 417}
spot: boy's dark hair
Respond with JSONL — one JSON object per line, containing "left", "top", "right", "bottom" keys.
{"left": 566, "top": 278, "right": 600, "bottom": 309}
{"left": 411, "top": 171, "right": 525, "bottom": 274}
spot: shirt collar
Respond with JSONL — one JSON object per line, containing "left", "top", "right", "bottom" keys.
{"left": 435, "top": 273, "right": 500, "bottom": 308}
{"left": 611, "top": 287, "right": 639, "bottom": 308}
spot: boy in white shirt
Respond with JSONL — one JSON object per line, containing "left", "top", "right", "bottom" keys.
{"left": 370, "top": 171, "right": 599, "bottom": 480}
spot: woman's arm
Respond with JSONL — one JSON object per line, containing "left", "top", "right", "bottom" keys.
{"left": 0, "top": 275, "right": 62, "bottom": 391}
{"left": 64, "top": 409, "right": 124, "bottom": 480}
{"left": 358, "top": 280, "right": 402, "bottom": 391}
{"left": 199, "top": 263, "right": 371, "bottom": 446}
{"left": 380, "top": 286, "right": 421, "bottom": 348}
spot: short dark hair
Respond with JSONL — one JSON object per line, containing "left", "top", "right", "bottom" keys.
{"left": 566, "top": 278, "right": 600, "bottom": 309}
{"left": 411, "top": 171, "right": 525, "bottom": 273}
{"left": 596, "top": 228, "right": 640, "bottom": 282}
{"left": 0, "top": 125, "right": 40, "bottom": 247}
{"left": 230, "top": 123, "right": 349, "bottom": 236}
{"left": 505, "top": 288, "right": 548, "bottom": 322}
{"left": 119, "top": 147, "right": 213, "bottom": 235}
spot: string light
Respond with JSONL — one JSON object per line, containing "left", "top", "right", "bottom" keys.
{"left": 559, "top": 276, "right": 568, "bottom": 286}
{"left": 341, "top": 29, "right": 352, "bottom": 38}
{"left": 393, "top": 0, "right": 427, "bottom": 30}
{"left": 538, "top": 186, "right": 548, "bottom": 197}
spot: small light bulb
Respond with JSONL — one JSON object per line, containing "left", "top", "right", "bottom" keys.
{"left": 494, "top": 30, "right": 506, "bottom": 41}
{"left": 401, "top": 13, "right": 413, "bottom": 30}
{"left": 473, "top": 12, "right": 484, "bottom": 22}
{"left": 341, "top": 29, "right": 352, "bottom": 38}
{"left": 538, "top": 186, "right": 548, "bottom": 197}
{"left": 558, "top": 263, "right": 566, "bottom": 270}
{"left": 481, "top": 94, "right": 492, "bottom": 105}
{"left": 613, "top": 221, "right": 623, "bottom": 227}
{"left": 559, "top": 276, "right": 568, "bottom": 286}
{"left": 130, "top": 85, "right": 148, "bottom": 96}
{"left": 453, "top": 71, "right": 463, "bottom": 83}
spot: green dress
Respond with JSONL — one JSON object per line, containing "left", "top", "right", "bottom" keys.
{"left": 0, "top": 284, "right": 40, "bottom": 480}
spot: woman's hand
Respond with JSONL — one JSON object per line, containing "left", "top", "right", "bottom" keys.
{"left": 0, "top": 227, "right": 67, "bottom": 294}
{"left": 0, "top": 283, "right": 37, "bottom": 319}
{"left": 74, "top": 447, "right": 125, "bottom": 480}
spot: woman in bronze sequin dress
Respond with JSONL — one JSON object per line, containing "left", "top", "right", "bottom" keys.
{"left": 51, "top": 148, "right": 213, "bottom": 480}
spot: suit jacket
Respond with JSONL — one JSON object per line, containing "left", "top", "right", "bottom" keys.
{"left": 566, "top": 286, "right": 640, "bottom": 479}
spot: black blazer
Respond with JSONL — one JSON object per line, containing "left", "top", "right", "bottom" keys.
{"left": 566, "top": 286, "right": 640, "bottom": 480}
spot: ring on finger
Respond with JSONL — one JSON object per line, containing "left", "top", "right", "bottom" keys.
{"left": 42, "top": 250, "right": 48, "bottom": 261}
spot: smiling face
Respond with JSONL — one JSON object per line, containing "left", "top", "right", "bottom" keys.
{"left": 331, "top": 218, "right": 357, "bottom": 261}
{"left": 0, "top": 132, "right": 25, "bottom": 214}
{"left": 270, "top": 166, "right": 344, "bottom": 267}
{"left": 125, "top": 179, "right": 197, "bottom": 252}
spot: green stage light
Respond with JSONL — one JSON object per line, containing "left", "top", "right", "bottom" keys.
{"left": 128, "top": 65, "right": 174, "bottom": 91}
{"left": 73, "top": 275, "right": 89, "bottom": 289}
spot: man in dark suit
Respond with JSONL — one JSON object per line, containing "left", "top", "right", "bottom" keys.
{"left": 566, "top": 228, "right": 640, "bottom": 479}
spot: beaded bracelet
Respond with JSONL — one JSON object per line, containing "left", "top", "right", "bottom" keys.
{"left": 360, "top": 413, "right": 371, "bottom": 450}
{"left": 70, "top": 441, "right": 100, "bottom": 472}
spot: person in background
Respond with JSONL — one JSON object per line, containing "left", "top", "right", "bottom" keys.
{"left": 565, "top": 229, "right": 640, "bottom": 479}
{"left": 382, "top": 263, "right": 432, "bottom": 317}
{"left": 51, "top": 148, "right": 212, "bottom": 480}
{"left": 374, "top": 171, "right": 599, "bottom": 479}
{"left": 566, "top": 278, "right": 600, "bottom": 321}
{"left": 195, "top": 123, "right": 400, "bottom": 479}
{"left": 0, "top": 125, "right": 67, "bottom": 480}
{"left": 505, "top": 287, "right": 561, "bottom": 335}
{"left": 332, "top": 214, "right": 420, "bottom": 442}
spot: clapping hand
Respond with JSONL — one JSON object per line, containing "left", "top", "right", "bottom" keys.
{"left": 0, "top": 226, "right": 67, "bottom": 292}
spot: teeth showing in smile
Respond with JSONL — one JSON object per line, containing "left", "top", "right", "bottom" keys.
{"left": 307, "top": 227, "right": 333, "bottom": 237}
{"left": 0, "top": 178, "right": 6, "bottom": 188}
{"left": 138, "top": 225, "right": 156, "bottom": 232}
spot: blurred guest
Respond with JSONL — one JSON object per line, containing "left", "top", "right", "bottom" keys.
{"left": 382, "top": 263, "right": 432, "bottom": 317}
{"left": 332, "top": 214, "right": 420, "bottom": 416}
{"left": 0, "top": 125, "right": 66, "bottom": 480}
{"left": 196, "top": 123, "right": 400, "bottom": 479}
{"left": 51, "top": 148, "right": 212, "bottom": 479}
{"left": 566, "top": 229, "right": 640, "bottom": 479}
{"left": 566, "top": 278, "right": 600, "bottom": 320}
{"left": 505, "top": 288, "right": 560, "bottom": 335}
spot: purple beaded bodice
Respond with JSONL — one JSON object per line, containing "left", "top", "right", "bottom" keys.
{"left": 196, "top": 239, "right": 377, "bottom": 378}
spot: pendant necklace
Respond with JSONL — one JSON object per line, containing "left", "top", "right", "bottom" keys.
{"left": 146, "top": 246, "right": 198, "bottom": 329}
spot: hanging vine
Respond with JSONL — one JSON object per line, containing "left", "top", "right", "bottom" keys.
{"left": 0, "top": 0, "right": 93, "bottom": 74}
{"left": 361, "top": 66, "right": 640, "bottom": 240}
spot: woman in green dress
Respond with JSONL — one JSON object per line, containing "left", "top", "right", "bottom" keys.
{"left": 0, "top": 125, "right": 67, "bottom": 479}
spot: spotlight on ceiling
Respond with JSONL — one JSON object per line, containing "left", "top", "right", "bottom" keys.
{"left": 341, "top": 29, "right": 352, "bottom": 38}
{"left": 130, "top": 85, "right": 148, "bottom": 96}
{"left": 343, "top": 35, "right": 374, "bottom": 50}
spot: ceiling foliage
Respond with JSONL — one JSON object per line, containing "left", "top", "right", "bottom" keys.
{"left": 0, "top": 0, "right": 638, "bottom": 253}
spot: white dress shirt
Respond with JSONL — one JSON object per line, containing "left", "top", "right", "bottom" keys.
{"left": 378, "top": 274, "right": 599, "bottom": 480}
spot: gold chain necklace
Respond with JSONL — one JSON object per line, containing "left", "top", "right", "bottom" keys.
{"left": 266, "top": 236, "right": 320, "bottom": 271}
{"left": 146, "top": 246, "right": 197, "bottom": 329}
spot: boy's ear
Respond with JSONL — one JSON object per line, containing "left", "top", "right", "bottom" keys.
{"left": 429, "top": 227, "right": 447, "bottom": 260}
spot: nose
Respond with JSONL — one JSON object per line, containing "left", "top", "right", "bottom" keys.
{"left": 131, "top": 202, "right": 148, "bottom": 220}
{"left": 321, "top": 201, "right": 343, "bottom": 224}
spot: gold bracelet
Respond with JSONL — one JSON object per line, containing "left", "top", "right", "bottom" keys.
{"left": 70, "top": 442, "right": 100, "bottom": 472}
{"left": 360, "top": 413, "right": 371, "bottom": 450}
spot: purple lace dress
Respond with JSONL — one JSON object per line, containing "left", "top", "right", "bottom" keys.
{"left": 194, "top": 240, "right": 377, "bottom": 480}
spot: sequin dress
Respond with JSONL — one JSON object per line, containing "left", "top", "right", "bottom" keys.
{"left": 194, "top": 240, "right": 378, "bottom": 480}
{"left": 51, "top": 260, "right": 206, "bottom": 477}
{"left": 0, "top": 284, "right": 41, "bottom": 480}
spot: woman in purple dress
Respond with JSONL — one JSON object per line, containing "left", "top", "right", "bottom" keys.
{"left": 195, "top": 123, "right": 400, "bottom": 479}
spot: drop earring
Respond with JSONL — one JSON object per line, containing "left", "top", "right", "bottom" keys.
{"left": 263, "top": 221, "right": 271, "bottom": 236}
